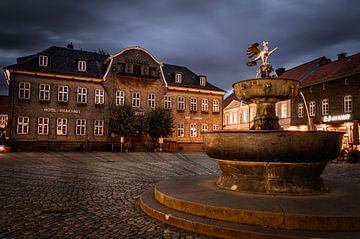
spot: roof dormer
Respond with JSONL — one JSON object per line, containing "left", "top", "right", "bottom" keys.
{"left": 38, "top": 54, "right": 48, "bottom": 67}
{"left": 199, "top": 75, "right": 206, "bottom": 86}
{"left": 175, "top": 72, "right": 182, "bottom": 83}
{"left": 78, "top": 60, "right": 87, "bottom": 72}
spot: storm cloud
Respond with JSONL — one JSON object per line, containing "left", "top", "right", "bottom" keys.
{"left": 1, "top": 0, "right": 359, "bottom": 95}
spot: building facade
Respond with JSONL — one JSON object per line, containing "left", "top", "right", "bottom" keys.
{"left": 288, "top": 53, "right": 360, "bottom": 150}
{"left": 4, "top": 45, "right": 225, "bottom": 151}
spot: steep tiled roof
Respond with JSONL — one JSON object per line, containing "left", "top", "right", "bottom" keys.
{"left": 5, "top": 46, "right": 109, "bottom": 79}
{"left": 301, "top": 53, "right": 360, "bottom": 87}
{"left": 281, "top": 58, "right": 322, "bottom": 81}
{"left": 0, "top": 96, "right": 8, "bottom": 114}
{"left": 162, "top": 64, "right": 225, "bottom": 92}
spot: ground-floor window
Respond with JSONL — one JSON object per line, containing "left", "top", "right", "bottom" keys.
{"left": 57, "top": 118, "right": 67, "bottom": 135}
{"left": 213, "top": 124, "right": 219, "bottom": 131}
{"left": 190, "top": 124, "right": 197, "bottom": 137}
{"left": 76, "top": 119, "right": 86, "bottom": 135}
{"left": 38, "top": 117, "right": 49, "bottom": 135}
{"left": 17, "top": 116, "right": 29, "bottom": 134}
{"left": 201, "top": 124, "right": 208, "bottom": 132}
{"left": 94, "top": 120, "right": 104, "bottom": 136}
{"left": 177, "top": 123, "right": 184, "bottom": 137}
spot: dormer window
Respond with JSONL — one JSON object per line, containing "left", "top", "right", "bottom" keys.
{"left": 199, "top": 76, "right": 206, "bottom": 86}
{"left": 78, "top": 60, "right": 87, "bottom": 72}
{"left": 175, "top": 73, "right": 182, "bottom": 83}
{"left": 39, "top": 55, "right": 48, "bottom": 67}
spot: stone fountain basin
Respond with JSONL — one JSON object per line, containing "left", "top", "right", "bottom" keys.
{"left": 203, "top": 130, "right": 344, "bottom": 163}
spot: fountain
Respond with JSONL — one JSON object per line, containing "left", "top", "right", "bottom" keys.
{"left": 140, "top": 42, "right": 360, "bottom": 239}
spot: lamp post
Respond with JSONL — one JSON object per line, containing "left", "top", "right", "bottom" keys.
{"left": 120, "top": 136, "right": 124, "bottom": 152}
{"left": 159, "top": 137, "right": 163, "bottom": 152}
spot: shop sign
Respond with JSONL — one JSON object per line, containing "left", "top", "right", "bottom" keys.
{"left": 323, "top": 114, "right": 351, "bottom": 122}
{"left": 43, "top": 108, "right": 80, "bottom": 114}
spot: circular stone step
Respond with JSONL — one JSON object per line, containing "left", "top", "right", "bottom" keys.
{"left": 152, "top": 175, "right": 360, "bottom": 232}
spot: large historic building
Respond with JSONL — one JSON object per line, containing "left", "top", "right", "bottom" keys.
{"left": 3, "top": 44, "right": 225, "bottom": 151}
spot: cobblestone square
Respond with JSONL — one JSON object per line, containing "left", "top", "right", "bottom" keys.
{"left": 0, "top": 152, "right": 359, "bottom": 238}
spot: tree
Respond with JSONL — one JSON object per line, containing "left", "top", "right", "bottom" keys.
{"left": 146, "top": 107, "right": 174, "bottom": 140}
{"left": 109, "top": 105, "right": 137, "bottom": 137}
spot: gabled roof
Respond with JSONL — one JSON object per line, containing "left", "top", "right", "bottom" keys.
{"left": 301, "top": 53, "right": 360, "bottom": 87}
{"left": 224, "top": 92, "right": 251, "bottom": 108}
{"left": 162, "top": 64, "right": 225, "bottom": 92}
{"left": 280, "top": 58, "right": 322, "bottom": 81}
{"left": 4, "top": 46, "right": 109, "bottom": 79}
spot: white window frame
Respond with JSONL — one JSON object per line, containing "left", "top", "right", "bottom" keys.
{"left": 298, "top": 103, "right": 304, "bottom": 118}
{"left": 94, "top": 120, "right": 104, "bottom": 136}
{"left": 57, "top": 118, "right": 67, "bottom": 135}
{"left": 177, "top": 123, "right": 184, "bottom": 137}
{"left": 309, "top": 101, "right": 316, "bottom": 117}
{"left": 132, "top": 92, "right": 140, "bottom": 108}
{"left": 76, "top": 119, "right": 86, "bottom": 135}
{"left": 242, "top": 110, "right": 248, "bottom": 123}
{"left": 190, "top": 98, "right": 197, "bottom": 112}
{"left": 322, "top": 99, "right": 329, "bottom": 116}
{"left": 178, "top": 96, "right": 185, "bottom": 110}
{"left": 280, "top": 104, "right": 287, "bottom": 118}
{"left": 164, "top": 96, "right": 172, "bottom": 109}
{"left": 39, "top": 84, "right": 50, "bottom": 101}
{"left": 19, "top": 82, "right": 31, "bottom": 99}
{"left": 148, "top": 94, "right": 156, "bottom": 109}
{"left": 116, "top": 90, "right": 125, "bottom": 106}
{"left": 95, "top": 89, "right": 105, "bottom": 105}
{"left": 213, "top": 124, "right": 219, "bottom": 131}
{"left": 190, "top": 124, "right": 197, "bottom": 137}
{"left": 39, "top": 55, "right": 48, "bottom": 67}
{"left": 17, "top": 116, "right": 29, "bottom": 134}
{"left": 213, "top": 99, "right": 220, "bottom": 112}
{"left": 37, "top": 117, "right": 49, "bottom": 135}
{"left": 0, "top": 115, "right": 7, "bottom": 127}
{"left": 175, "top": 73, "right": 182, "bottom": 83}
{"left": 78, "top": 60, "right": 87, "bottom": 72}
{"left": 77, "top": 87, "right": 87, "bottom": 104}
{"left": 344, "top": 95, "right": 352, "bottom": 113}
{"left": 200, "top": 76, "right": 206, "bottom": 86}
{"left": 58, "top": 85, "right": 69, "bottom": 102}
{"left": 201, "top": 99, "right": 209, "bottom": 112}
{"left": 201, "top": 124, "right": 208, "bottom": 132}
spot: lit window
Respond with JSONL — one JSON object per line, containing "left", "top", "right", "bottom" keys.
{"left": 175, "top": 73, "right": 182, "bottom": 83}
{"left": 199, "top": 76, "right": 206, "bottom": 86}
{"left": 177, "top": 96, "right": 185, "bottom": 110}
{"left": 229, "top": 113, "right": 233, "bottom": 124}
{"left": 243, "top": 110, "right": 248, "bottom": 123}
{"left": 177, "top": 124, "right": 184, "bottom": 137}
{"left": 201, "top": 124, "right": 208, "bottom": 132}
{"left": 148, "top": 94, "right": 156, "bottom": 109}
{"left": 213, "top": 100, "right": 220, "bottom": 112}
{"left": 213, "top": 124, "right": 219, "bottom": 131}
{"left": 132, "top": 93, "right": 140, "bottom": 108}
{"left": 322, "top": 99, "right": 329, "bottom": 115}
{"left": 250, "top": 107, "right": 255, "bottom": 121}
{"left": 57, "top": 118, "right": 67, "bottom": 135}
{"left": 77, "top": 87, "right": 87, "bottom": 104}
{"left": 17, "top": 116, "right": 29, "bottom": 134}
{"left": 190, "top": 98, "right": 197, "bottom": 112}
{"left": 58, "top": 86, "right": 69, "bottom": 102}
{"left": 19, "top": 82, "right": 31, "bottom": 99}
{"left": 298, "top": 103, "right": 304, "bottom": 118}
{"left": 164, "top": 96, "right": 172, "bottom": 109}
{"left": 39, "top": 84, "right": 50, "bottom": 101}
{"left": 78, "top": 60, "right": 87, "bottom": 72}
{"left": 116, "top": 90, "right": 125, "bottom": 106}
{"left": 39, "top": 55, "right": 48, "bottom": 67}
{"left": 190, "top": 124, "right": 197, "bottom": 137}
{"left": 94, "top": 120, "right": 104, "bottom": 136}
{"left": 344, "top": 95, "right": 352, "bottom": 113}
{"left": 0, "top": 115, "right": 8, "bottom": 127}
{"left": 234, "top": 112, "right": 238, "bottom": 124}
{"left": 281, "top": 104, "right": 287, "bottom": 118}
{"left": 201, "top": 99, "right": 208, "bottom": 112}
{"left": 309, "top": 101, "right": 316, "bottom": 117}
{"left": 95, "top": 89, "right": 105, "bottom": 104}
{"left": 76, "top": 119, "right": 86, "bottom": 135}
{"left": 37, "top": 117, "right": 49, "bottom": 135}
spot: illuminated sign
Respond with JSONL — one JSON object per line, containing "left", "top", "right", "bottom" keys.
{"left": 323, "top": 114, "right": 351, "bottom": 122}
{"left": 43, "top": 108, "right": 80, "bottom": 114}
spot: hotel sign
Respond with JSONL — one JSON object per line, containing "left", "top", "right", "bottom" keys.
{"left": 323, "top": 114, "right": 351, "bottom": 122}
{"left": 43, "top": 108, "right": 80, "bottom": 114}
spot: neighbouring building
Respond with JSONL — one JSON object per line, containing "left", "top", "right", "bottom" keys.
{"left": 223, "top": 93, "right": 291, "bottom": 130}
{"left": 3, "top": 44, "right": 225, "bottom": 151}
{"left": 284, "top": 53, "right": 360, "bottom": 150}
{"left": 0, "top": 96, "right": 8, "bottom": 130}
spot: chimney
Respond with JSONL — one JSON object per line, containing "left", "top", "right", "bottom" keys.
{"left": 337, "top": 53, "right": 347, "bottom": 60}
{"left": 275, "top": 68, "right": 285, "bottom": 76}
{"left": 67, "top": 42, "right": 74, "bottom": 49}
{"left": 319, "top": 57, "right": 331, "bottom": 66}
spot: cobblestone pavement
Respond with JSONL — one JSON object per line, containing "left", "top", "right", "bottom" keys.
{"left": 0, "top": 152, "right": 359, "bottom": 239}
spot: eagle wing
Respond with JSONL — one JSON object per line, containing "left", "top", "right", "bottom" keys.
{"left": 246, "top": 43, "right": 260, "bottom": 58}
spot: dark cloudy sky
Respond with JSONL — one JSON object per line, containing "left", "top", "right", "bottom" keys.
{"left": 1, "top": 0, "right": 359, "bottom": 95}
